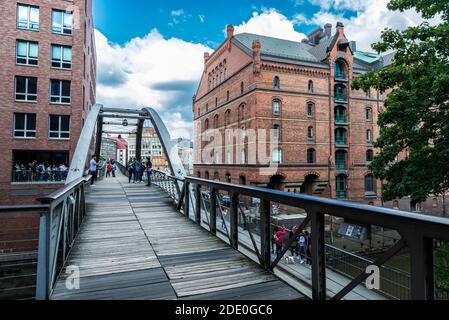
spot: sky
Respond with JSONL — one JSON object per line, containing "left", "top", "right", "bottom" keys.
{"left": 91, "top": 0, "right": 434, "bottom": 139}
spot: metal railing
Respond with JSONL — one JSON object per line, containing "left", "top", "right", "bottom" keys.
{"left": 12, "top": 169, "right": 68, "bottom": 183}
{"left": 152, "top": 169, "right": 449, "bottom": 300}
{"left": 34, "top": 175, "right": 91, "bottom": 299}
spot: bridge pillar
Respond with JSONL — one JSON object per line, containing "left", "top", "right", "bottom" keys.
{"left": 135, "top": 118, "right": 144, "bottom": 160}
{"left": 311, "top": 211, "right": 326, "bottom": 300}
{"left": 94, "top": 116, "right": 103, "bottom": 158}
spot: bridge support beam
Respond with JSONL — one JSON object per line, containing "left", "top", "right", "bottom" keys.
{"left": 407, "top": 234, "right": 434, "bottom": 300}
{"left": 260, "top": 199, "right": 271, "bottom": 270}
{"left": 94, "top": 116, "right": 103, "bottom": 159}
{"left": 135, "top": 118, "right": 144, "bottom": 160}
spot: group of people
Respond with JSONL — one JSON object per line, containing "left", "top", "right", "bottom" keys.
{"left": 126, "top": 157, "right": 153, "bottom": 186}
{"left": 273, "top": 226, "right": 312, "bottom": 265}
{"left": 13, "top": 161, "right": 69, "bottom": 182}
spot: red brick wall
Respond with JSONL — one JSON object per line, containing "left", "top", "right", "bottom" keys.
{"left": 0, "top": 0, "right": 96, "bottom": 205}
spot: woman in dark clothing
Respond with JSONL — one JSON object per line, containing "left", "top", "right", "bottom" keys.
{"left": 127, "top": 159, "right": 134, "bottom": 183}
{"left": 305, "top": 231, "right": 312, "bottom": 265}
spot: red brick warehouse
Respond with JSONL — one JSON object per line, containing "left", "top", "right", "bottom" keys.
{"left": 193, "top": 23, "right": 394, "bottom": 204}
{"left": 0, "top": 0, "right": 96, "bottom": 205}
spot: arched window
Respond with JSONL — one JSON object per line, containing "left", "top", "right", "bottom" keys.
{"left": 239, "top": 176, "right": 246, "bottom": 185}
{"left": 335, "top": 106, "right": 346, "bottom": 123}
{"left": 365, "top": 174, "right": 374, "bottom": 193}
{"left": 308, "top": 126, "right": 314, "bottom": 142}
{"left": 307, "top": 102, "right": 314, "bottom": 118}
{"left": 213, "top": 114, "right": 219, "bottom": 128}
{"left": 308, "top": 80, "right": 314, "bottom": 93}
{"left": 307, "top": 148, "right": 316, "bottom": 164}
{"left": 272, "top": 148, "right": 282, "bottom": 163}
{"left": 197, "top": 171, "right": 201, "bottom": 178}
{"left": 225, "top": 109, "right": 231, "bottom": 126}
{"left": 226, "top": 173, "right": 232, "bottom": 183}
{"left": 205, "top": 103, "right": 209, "bottom": 112}
{"left": 336, "top": 175, "right": 347, "bottom": 199}
{"left": 336, "top": 150, "right": 347, "bottom": 169}
{"left": 205, "top": 171, "right": 210, "bottom": 180}
{"left": 335, "top": 84, "right": 347, "bottom": 102}
{"left": 366, "top": 149, "right": 374, "bottom": 162}
{"left": 238, "top": 104, "right": 245, "bottom": 122}
{"left": 367, "top": 129, "right": 372, "bottom": 143}
{"left": 240, "top": 82, "right": 244, "bottom": 94}
{"left": 273, "top": 124, "right": 280, "bottom": 143}
{"left": 334, "top": 60, "right": 346, "bottom": 79}
{"left": 215, "top": 97, "right": 218, "bottom": 107}
{"left": 204, "top": 119, "right": 209, "bottom": 130}
{"left": 197, "top": 108, "right": 201, "bottom": 117}
{"left": 227, "top": 90, "right": 230, "bottom": 101}
{"left": 273, "top": 99, "right": 280, "bottom": 116}
{"left": 274, "top": 76, "right": 280, "bottom": 89}
{"left": 366, "top": 108, "right": 372, "bottom": 121}
{"left": 335, "top": 128, "right": 347, "bottom": 145}
{"left": 214, "top": 172, "right": 220, "bottom": 181}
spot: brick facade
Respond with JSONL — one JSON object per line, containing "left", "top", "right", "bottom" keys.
{"left": 193, "top": 23, "right": 384, "bottom": 204}
{"left": 0, "top": 0, "right": 96, "bottom": 205}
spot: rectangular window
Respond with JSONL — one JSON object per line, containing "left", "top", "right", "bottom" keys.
{"left": 15, "top": 76, "right": 37, "bottom": 101}
{"left": 13, "top": 113, "right": 36, "bottom": 138}
{"left": 17, "top": 4, "right": 39, "bottom": 30}
{"left": 49, "top": 115, "right": 70, "bottom": 139}
{"left": 51, "top": 45, "right": 72, "bottom": 69}
{"left": 16, "top": 40, "right": 38, "bottom": 65}
{"left": 52, "top": 10, "right": 73, "bottom": 35}
{"left": 50, "top": 80, "right": 71, "bottom": 104}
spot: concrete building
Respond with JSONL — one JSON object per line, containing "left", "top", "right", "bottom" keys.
{"left": 0, "top": 0, "right": 96, "bottom": 204}
{"left": 193, "top": 23, "right": 391, "bottom": 204}
{"left": 100, "top": 136, "right": 117, "bottom": 162}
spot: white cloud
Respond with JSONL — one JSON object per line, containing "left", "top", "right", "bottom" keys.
{"left": 95, "top": 29, "right": 212, "bottom": 139}
{"left": 232, "top": 8, "right": 306, "bottom": 42}
{"left": 171, "top": 9, "right": 185, "bottom": 17}
{"left": 301, "top": 0, "right": 441, "bottom": 51}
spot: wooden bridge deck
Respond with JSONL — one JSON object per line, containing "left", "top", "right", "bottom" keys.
{"left": 51, "top": 174, "right": 304, "bottom": 300}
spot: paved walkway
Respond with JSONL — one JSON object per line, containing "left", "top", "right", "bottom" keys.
{"left": 51, "top": 174, "right": 304, "bottom": 300}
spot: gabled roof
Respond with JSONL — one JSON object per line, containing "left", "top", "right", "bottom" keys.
{"left": 233, "top": 33, "right": 322, "bottom": 65}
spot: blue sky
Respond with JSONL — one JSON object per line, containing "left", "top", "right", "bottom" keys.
{"left": 93, "top": 0, "right": 356, "bottom": 47}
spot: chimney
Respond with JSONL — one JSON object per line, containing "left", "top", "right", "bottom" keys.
{"left": 324, "top": 23, "right": 332, "bottom": 38}
{"left": 203, "top": 52, "right": 210, "bottom": 64}
{"left": 336, "top": 21, "right": 344, "bottom": 34}
{"left": 226, "top": 25, "right": 234, "bottom": 39}
{"left": 349, "top": 41, "right": 357, "bottom": 52}
{"left": 252, "top": 40, "right": 261, "bottom": 74}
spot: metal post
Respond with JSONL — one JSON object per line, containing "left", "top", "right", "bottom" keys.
{"left": 260, "top": 199, "right": 271, "bottom": 270}
{"left": 230, "top": 192, "right": 239, "bottom": 249}
{"left": 407, "top": 234, "right": 434, "bottom": 300}
{"left": 210, "top": 189, "right": 217, "bottom": 235}
{"left": 94, "top": 116, "right": 103, "bottom": 158}
{"left": 35, "top": 211, "right": 50, "bottom": 300}
{"left": 184, "top": 181, "right": 190, "bottom": 218}
{"left": 136, "top": 119, "right": 144, "bottom": 161}
{"left": 195, "top": 184, "right": 201, "bottom": 224}
{"left": 311, "top": 210, "right": 326, "bottom": 300}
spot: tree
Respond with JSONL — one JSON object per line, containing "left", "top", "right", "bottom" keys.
{"left": 352, "top": 0, "right": 449, "bottom": 203}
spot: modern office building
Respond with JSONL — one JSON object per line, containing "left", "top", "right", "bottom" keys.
{"left": 0, "top": 0, "right": 96, "bottom": 204}
{"left": 193, "top": 23, "right": 392, "bottom": 204}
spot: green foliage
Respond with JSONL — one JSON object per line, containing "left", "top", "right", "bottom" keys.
{"left": 352, "top": 0, "right": 449, "bottom": 202}
{"left": 435, "top": 243, "right": 449, "bottom": 290}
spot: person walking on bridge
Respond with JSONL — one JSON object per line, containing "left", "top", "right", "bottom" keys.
{"left": 127, "top": 159, "right": 134, "bottom": 183}
{"left": 146, "top": 157, "right": 153, "bottom": 186}
{"left": 89, "top": 155, "right": 98, "bottom": 186}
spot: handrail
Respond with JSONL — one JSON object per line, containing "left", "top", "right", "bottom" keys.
{"left": 37, "top": 176, "right": 91, "bottom": 204}
{"left": 153, "top": 170, "right": 449, "bottom": 300}
{"left": 0, "top": 204, "right": 49, "bottom": 213}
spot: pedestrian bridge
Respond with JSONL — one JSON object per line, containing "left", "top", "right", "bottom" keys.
{"left": 2, "top": 104, "right": 449, "bottom": 301}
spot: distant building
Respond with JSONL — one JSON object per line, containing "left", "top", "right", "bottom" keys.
{"left": 127, "top": 127, "right": 168, "bottom": 171}
{"left": 0, "top": 0, "right": 96, "bottom": 204}
{"left": 101, "top": 136, "right": 117, "bottom": 161}
{"left": 112, "top": 136, "right": 128, "bottom": 166}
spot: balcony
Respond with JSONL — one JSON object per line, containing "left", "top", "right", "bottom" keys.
{"left": 334, "top": 71, "right": 347, "bottom": 82}
{"left": 335, "top": 94, "right": 348, "bottom": 103}
{"left": 12, "top": 169, "right": 67, "bottom": 184}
